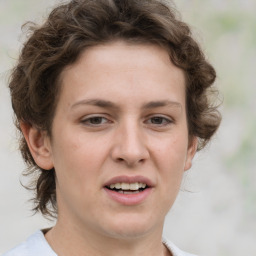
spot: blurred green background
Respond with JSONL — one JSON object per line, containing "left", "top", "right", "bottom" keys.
{"left": 176, "top": 0, "right": 256, "bottom": 209}
{"left": 0, "top": 0, "right": 255, "bottom": 255}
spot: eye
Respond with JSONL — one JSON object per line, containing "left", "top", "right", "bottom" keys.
{"left": 81, "top": 116, "right": 111, "bottom": 126}
{"left": 145, "top": 116, "right": 173, "bottom": 126}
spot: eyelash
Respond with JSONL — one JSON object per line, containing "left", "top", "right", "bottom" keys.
{"left": 80, "top": 115, "right": 173, "bottom": 128}
{"left": 81, "top": 116, "right": 111, "bottom": 126}
{"left": 145, "top": 116, "right": 173, "bottom": 126}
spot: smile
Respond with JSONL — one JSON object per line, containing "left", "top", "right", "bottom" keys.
{"left": 104, "top": 176, "right": 153, "bottom": 205}
{"left": 107, "top": 182, "right": 147, "bottom": 194}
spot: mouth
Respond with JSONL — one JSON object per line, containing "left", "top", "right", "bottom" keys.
{"left": 103, "top": 176, "right": 153, "bottom": 205}
{"left": 105, "top": 182, "right": 149, "bottom": 194}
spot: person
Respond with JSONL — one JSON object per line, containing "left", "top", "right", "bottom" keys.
{"left": 3, "top": 0, "right": 221, "bottom": 255}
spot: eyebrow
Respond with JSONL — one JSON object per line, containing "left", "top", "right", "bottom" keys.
{"left": 70, "top": 99, "right": 182, "bottom": 110}
{"left": 142, "top": 100, "right": 182, "bottom": 109}
{"left": 71, "top": 99, "right": 118, "bottom": 110}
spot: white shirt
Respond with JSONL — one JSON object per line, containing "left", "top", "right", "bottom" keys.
{"left": 2, "top": 230, "right": 198, "bottom": 256}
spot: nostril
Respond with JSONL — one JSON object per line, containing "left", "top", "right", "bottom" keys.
{"left": 115, "top": 157, "right": 145, "bottom": 165}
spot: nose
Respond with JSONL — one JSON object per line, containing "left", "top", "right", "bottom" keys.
{"left": 110, "top": 122, "right": 150, "bottom": 167}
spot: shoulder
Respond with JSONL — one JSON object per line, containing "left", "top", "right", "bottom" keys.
{"left": 2, "top": 230, "right": 56, "bottom": 256}
{"left": 163, "top": 238, "right": 199, "bottom": 256}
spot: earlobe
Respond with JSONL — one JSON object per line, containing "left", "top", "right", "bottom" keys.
{"left": 184, "top": 136, "right": 198, "bottom": 171}
{"left": 20, "top": 122, "right": 54, "bottom": 170}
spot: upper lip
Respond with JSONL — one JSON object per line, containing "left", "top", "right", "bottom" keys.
{"left": 104, "top": 175, "right": 154, "bottom": 188}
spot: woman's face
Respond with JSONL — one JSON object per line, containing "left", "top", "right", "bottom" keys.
{"left": 45, "top": 41, "right": 197, "bottom": 239}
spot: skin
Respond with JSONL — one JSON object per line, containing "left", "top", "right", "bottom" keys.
{"left": 22, "top": 41, "right": 197, "bottom": 256}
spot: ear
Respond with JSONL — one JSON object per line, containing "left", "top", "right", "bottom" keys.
{"left": 184, "top": 136, "right": 198, "bottom": 171}
{"left": 20, "top": 122, "right": 54, "bottom": 170}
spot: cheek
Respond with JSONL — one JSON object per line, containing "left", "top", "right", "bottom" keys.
{"left": 52, "top": 131, "right": 110, "bottom": 192}
{"left": 153, "top": 135, "right": 188, "bottom": 201}
{"left": 153, "top": 134, "right": 188, "bottom": 171}
{"left": 53, "top": 141, "right": 99, "bottom": 210}
{"left": 152, "top": 141, "right": 186, "bottom": 217}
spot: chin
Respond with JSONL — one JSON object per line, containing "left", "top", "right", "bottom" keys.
{"left": 102, "top": 213, "right": 159, "bottom": 240}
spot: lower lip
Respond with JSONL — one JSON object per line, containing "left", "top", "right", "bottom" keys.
{"left": 103, "top": 187, "right": 152, "bottom": 206}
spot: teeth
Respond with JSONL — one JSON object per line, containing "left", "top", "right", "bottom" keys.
{"left": 129, "top": 183, "right": 139, "bottom": 190}
{"left": 123, "top": 190, "right": 140, "bottom": 194}
{"left": 117, "top": 190, "right": 140, "bottom": 194}
{"left": 110, "top": 183, "right": 121, "bottom": 189}
{"left": 109, "top": 182, "right": 147, "bottom": 190}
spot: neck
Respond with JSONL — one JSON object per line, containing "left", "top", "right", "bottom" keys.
{"left": 45, "top": 218, "right": 171, "bottom": 256}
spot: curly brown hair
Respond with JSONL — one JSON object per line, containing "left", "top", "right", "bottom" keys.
{"left": 9, "top": 0, "right": 221, "bottom": 217}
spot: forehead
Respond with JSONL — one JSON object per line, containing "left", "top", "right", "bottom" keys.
{"left": 58, "top": 41, "right": 186, "bottom": 109}
{"left": 62, "top": 40, "right": 184, "bottom": 78}
{"left": 80, "top": 41, "right": 178, "bottom": 72}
